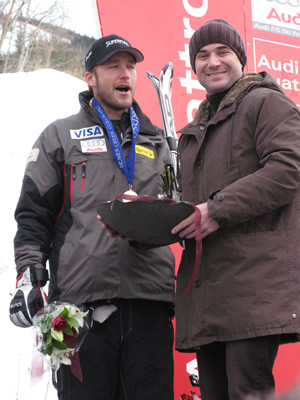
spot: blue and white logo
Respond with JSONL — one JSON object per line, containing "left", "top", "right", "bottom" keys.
{"left": 70, "top": 125, "right": 104, "bottom": 139}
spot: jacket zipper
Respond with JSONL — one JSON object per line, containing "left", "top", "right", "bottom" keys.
{"left": 80, "top": 162, "right": 86, "bottom": 193}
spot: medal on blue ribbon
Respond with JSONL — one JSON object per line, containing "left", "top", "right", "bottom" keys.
{"left": 91, "top": 97, "right": 139, "bottom": 193}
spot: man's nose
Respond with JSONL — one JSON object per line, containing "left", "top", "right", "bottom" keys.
{"left": 207, "top": 53, "right": 221, "bottom": 68}
{"left": 119, "top": 65, "right": 130, "bottom": 78}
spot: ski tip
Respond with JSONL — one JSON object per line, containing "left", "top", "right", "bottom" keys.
{"left": 146, "top": 70, "right": 159, "bottom": 83}
{"left": 146, "top": 70, "right": 155, "bottom": 78}
{"left": 162, "top": 62, "right": 173, "bottom": 73}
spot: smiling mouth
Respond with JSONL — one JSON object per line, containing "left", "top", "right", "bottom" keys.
{"left": 207, "top": 71, "right": 226, "bottom": 77}
{"left": 116, "top": 86, "right": 130, "bottom": 92}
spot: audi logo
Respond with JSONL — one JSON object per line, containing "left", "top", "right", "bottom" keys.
{"left": 81, "top": 139, "right": 105, "bottom": 147}
{"left": 267, "top": 0, "right": 300, "bottom": 7}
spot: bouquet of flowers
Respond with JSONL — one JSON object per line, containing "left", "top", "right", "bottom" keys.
{"left": 33, "top": 302, "right": 89, "bottom": 371}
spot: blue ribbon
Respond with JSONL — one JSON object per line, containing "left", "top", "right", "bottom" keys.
{"left": 91, "top": 98, "right": 139, "bottom": 186}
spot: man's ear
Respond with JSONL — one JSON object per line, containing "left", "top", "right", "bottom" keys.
{"left": 85, "top": 71, "right": 95, "bottom": 87}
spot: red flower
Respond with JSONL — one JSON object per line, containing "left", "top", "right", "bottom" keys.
{"left": 64, "top": 327, "right": 77, "bottom": 345}
{"left": 51, "top": 316, "right": 68, "bottom": 331}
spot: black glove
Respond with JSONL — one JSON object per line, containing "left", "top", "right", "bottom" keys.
{"left": 9, "top": 265, "right": 49, "bottom": 328}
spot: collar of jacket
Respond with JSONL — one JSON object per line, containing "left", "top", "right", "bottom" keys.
{"left": 79, "top": 91, "right": 164, "bottom": 144}
{"left": 179, "top": 72, "right": 284, "bottom": 136}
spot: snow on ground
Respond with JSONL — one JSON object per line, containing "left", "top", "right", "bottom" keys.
{"left": 0, "top": 69, "right": 86, "bottom": 399}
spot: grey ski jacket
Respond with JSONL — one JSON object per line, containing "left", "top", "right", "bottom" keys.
{"left": 14, "top": 91, "right": 175, "bottom": 305}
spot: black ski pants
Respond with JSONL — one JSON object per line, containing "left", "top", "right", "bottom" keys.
{"left": 56, "top": 299, "right": 174, "bottom": 400}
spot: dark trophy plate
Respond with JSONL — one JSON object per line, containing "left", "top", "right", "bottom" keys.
{"left": 97, "top": 199, "right": 194, "bottom": 246}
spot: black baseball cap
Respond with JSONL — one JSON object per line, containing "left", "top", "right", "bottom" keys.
{"left": 85, "top": 34, "right": 144, "bottom": 71}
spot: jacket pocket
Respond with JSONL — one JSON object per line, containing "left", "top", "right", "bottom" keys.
{"left": 65, "top": 156, "right": 88, "bottom": 204}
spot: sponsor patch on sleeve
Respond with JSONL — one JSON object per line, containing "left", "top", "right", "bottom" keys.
{"left": 27, "top": 148, "right": 39, "bottom": 164}
{"left": 135, "top": 145, "right": 155, "bottom": 159}
{"left": 70, "top": 125, "right": 104, "bottom": 139}
{"left": 80, "top": 138, "right": 107, "bottom": 153}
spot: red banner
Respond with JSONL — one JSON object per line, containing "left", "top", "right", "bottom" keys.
{"left": 244, "top": 0, "right": 300, "bottom": 106}
{"left": 96, "top": 0, "right": 300, "bottom": 397}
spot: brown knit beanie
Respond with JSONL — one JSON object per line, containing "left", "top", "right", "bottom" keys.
{"left": 189, "top": 19, "right": 247, "bottom": 73}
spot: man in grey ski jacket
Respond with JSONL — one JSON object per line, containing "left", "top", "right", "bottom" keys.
{"left": 9, "top": 34, "right": 175, "bottom": 400}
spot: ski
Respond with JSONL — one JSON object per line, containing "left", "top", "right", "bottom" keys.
{"left": 146, "top": 62, "right": 180, "bottom": 200}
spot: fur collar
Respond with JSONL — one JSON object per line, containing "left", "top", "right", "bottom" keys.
{"left": 191, "top": 73, "right": 264, "bottom": 126}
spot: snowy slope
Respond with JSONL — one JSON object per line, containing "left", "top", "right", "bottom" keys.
{"left": 0, "top": 69, "right": 87, "bottom": 399}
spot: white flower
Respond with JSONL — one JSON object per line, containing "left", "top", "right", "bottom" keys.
{"left": 66, "top": 305, "right": 89, "bottom": 327}
{"left": 51, "top": 348, "right": 75, "bottom": 371}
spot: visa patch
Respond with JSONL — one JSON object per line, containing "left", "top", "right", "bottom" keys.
{"left": 70, "top": 125, "right": 104, "bottom": 139}
{"left": 27, "top": 148, "right": 39, "bottom": 163}
{"left": 81, "top": 139, "right": 107, "bottom": 153}
{"left": 135, "top": 145, "right": 155, "bottom": 159}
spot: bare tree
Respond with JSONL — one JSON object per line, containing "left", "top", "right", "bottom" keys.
{"left": 0, "top": 0, "right": 68, "bottom": 71}
{"left": 0, "top": 0, "right": 12, "bottom": 15}
{"left": 0, "top": 0, "right": 15, "bottom": 51}
{"left": 0, "top": 0, "right": 27, "bottom": 52}
{"left": 0, "top": 0, "right": 29, "bottom": 72}
{"left": 16, "top": 0, "right": 67, "bottom": 71}
{"left": 0, "top": 0, "right": 93, "bottom": 78}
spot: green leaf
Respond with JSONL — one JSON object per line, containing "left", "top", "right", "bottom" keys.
{"left": 44, "top": 345, "right": 53, "bottom": 356}
{"left": 63, "top": 326, "right": 74, "bottom": 336}
{"left": 65, "top": 317, "right": 79, "bottom": 328}
{"left": 45, "top": 332, "right": 52, "bottom": 348}
{"left": 53, "top": 339, "right": 68, "bottom": 350}
{"left": 60, "top": 308, "right": 69, "bottom": 318}
{"left": 40, "top": 315, "right": 52, "bottom": 334}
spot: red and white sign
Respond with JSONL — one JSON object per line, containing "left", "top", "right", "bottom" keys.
{"left": 96, "top": 0, "right": 300, "bottom": 397}
{"left": 254, "top": 38, "right": 300, "bottom": 104}
{"left": 248, "top": 0, "right": 300, "bottom": 105}
{"left": 251, "top": 0, "right": 300, "bottom": 39}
